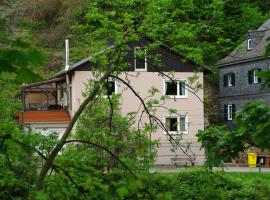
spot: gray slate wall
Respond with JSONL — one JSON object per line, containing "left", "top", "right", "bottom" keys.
{"left": 219, "top": 59, "right": 270, "bottom": 98}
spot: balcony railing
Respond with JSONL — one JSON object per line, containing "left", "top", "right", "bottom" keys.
{"left": 26, "top": 103, "right": 67, "bottom": 111}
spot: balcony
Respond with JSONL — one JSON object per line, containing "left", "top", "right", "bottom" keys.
{"left": 18, "top": 77, "right": 71, "bottom": 128}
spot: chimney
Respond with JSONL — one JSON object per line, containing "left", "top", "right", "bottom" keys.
{"left": 65, "top": 39, "right": 69, "bottom": 71}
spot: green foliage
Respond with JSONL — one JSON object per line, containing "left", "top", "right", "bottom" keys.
{"left": 74, "top": 94, "right": 156, "bottom": 171}
{"left": 197, "top": 126, "right": 246, "bottom": 169}
{"left": 235, "top": 101, "right": 270, "bottom": 150}
{"left": 40, "top": 169, "right": 270, "bottom": 200}
{"left": 0, "top": 122, "right": 41, "bottom": 200}
{"left": 36, "top": 94, "right": 157, "bottom": 199}
{"left": 0, "top": 32, "right": 45, "bottom": 83}
{"left": 1, "top": 0, "right": 270, "bottom": 199}
{"left": 198, "top": 101, "right": 270, "bottom": 168}
{"left": 170, "top": 169, "right": 240, "bottom": 200}
{"left": 257, "top": 70, "right": 270, "bottom": 88}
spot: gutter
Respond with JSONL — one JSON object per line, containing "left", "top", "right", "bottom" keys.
{"left": 215, "top": 56, "right": 267, "bottom": 67}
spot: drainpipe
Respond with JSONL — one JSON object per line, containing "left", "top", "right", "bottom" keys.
{"left": 22, "top": 88, "right": 25, "bottom": 129}
{"left": 65, "top": 39, "right": 70, "bottom": 112}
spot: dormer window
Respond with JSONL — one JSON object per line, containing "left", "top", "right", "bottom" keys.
{"left": 247, "top": 38, "right": 252, "bottom": 50}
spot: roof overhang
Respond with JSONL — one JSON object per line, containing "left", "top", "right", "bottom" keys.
{"left": 215, "top": 56, "right": 268, "bottom": 67}
{"left": 21, "top": 77, "right": 66, "bottom": 89}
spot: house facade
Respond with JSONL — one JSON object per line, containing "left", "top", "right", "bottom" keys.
{"left": 19, "top": 42, "right": 205, "bottom": 165}
{"left": 216, "top": 19, "right": 270, "bottom": 127}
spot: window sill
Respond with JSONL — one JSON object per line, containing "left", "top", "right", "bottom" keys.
{"left": 164, "top": 131, "right": 188, "bottom": 135}
{"left": 165, "top": 95, "right": 188, "bottom": 99}
{"left": 135, "top": 69, "right": 147, "bottom": 72}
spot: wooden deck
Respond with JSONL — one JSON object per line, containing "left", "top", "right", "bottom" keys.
{"left": 18, "top": 111, "right": 71, "bottom": 127}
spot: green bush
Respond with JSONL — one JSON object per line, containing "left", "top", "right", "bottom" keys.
{"left": 169, "top": 169, "right": 240, "bottom": 200}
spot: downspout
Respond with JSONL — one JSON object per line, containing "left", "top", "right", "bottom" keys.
{"left": 22, "top": 88, "right": 25, "bottom": 129}
{"left": 65, "top": 39, "right": 71, "bottom": 112}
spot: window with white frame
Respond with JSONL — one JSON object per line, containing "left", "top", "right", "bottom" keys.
{"left": 247, "top": 38, "right": 252, "bottom": 50}
{"left": 223, "top": 73, "right": 235, "bottom": 87}
{"left": 228, "top": 74, "right": 233, "bottom": 86}
{"left": 224, "top": 104, "right": 235, "bottom": 121}
{"left": 164, "top": 116, "right": 188, "bottom": 134}
{"left": 164, "top": 80, "right": 187, "bottom": 98}
{"left": 228, "top": 104, "right": 233, "bottom": 120}
{"left": 134, "top": 46, "right": 147, "bottom": 71}
{"left": 248, "top": 69, "right": 262, "bottom": 84}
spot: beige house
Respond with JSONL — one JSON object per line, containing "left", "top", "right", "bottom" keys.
{"left": 19, "top": 43, "right": 206, "bottom": 166}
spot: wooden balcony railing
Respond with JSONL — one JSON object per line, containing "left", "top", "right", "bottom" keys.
{"left": 18, "top": 110, "right": 71, "bottom": 128}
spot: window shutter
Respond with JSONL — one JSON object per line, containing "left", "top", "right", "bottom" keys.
{"left": 224, "top": 105, "right": 228, "bottom": 121}
{"left": 223, "top": 74, "right": 228, "bottom": 87}
{"left": 231, "top": 73, "right": 235, "bottom": 86}
{"left": 232, "top": 104, "right": 236, "bottom": 119}
{"left": 248, "top": 70, "right": 253, "bottom": 84}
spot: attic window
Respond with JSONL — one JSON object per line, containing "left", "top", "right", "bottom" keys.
{"left": 247, "top": 38, "right": 252, "bottom": 50}
{"left": 134, "top": 47, "right": 147, "bottom": 71}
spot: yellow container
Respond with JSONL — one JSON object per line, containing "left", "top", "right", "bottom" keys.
{"left": 248, "top": 153, "right": 257, "bottom": 168}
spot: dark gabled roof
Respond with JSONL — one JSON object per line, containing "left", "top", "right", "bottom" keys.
{"left": 50, "top": 45, "right": 115, "bottom": 79}
{"left": 50, "top": 40, "right": 209, "bottom": 79}
{"left": 215, "top": 19, "right": 270, "bottom": 67}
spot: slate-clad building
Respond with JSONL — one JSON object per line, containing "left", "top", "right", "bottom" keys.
{"left": 216, "top": 19, "right": 270, "bottom": 127}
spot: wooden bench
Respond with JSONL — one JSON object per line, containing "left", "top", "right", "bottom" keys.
{"left": 171, "top": 157, "right": 196, "bottom": 167}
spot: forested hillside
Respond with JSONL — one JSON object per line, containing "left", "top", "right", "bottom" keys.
{"left": 1, "top": 0, "right": 269, "bottom": 73}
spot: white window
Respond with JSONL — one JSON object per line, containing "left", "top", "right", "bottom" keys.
{"left": 247, "top": 38, "right": 252, "bottom": 50}
{"left": 227, "top": 104, "right": 233, "bottom": 120}
{"left": 224, "top": 104, "right": 235, "bottom": 121}
{"left": 134, "top": 47, "right": 147, "bottom": 71}
{"left": 164, "top": 116, "right": 188, "bottom": 134}
{"left": 164, "top": 80, "right": 187, "bottom": 98}
{"left": 253, "top": 69, "right": 259, "bottom": 83}
{"left": 248, "top": 69, "right": 262, "bottom": 84}
{"left": 228, "top": 74, "right": 233, "bottom": 87}
{"left": 224, "top": 73, "right": 235, "bottom": 87}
